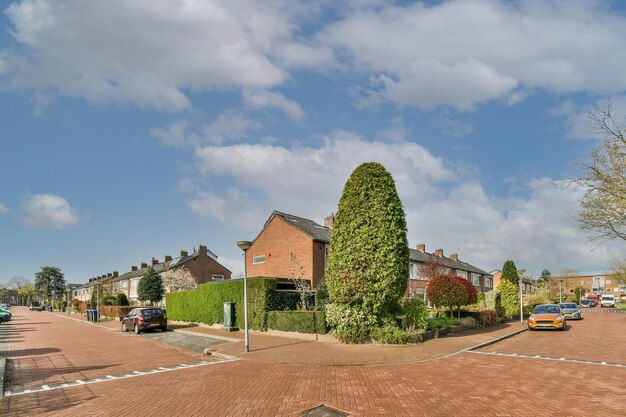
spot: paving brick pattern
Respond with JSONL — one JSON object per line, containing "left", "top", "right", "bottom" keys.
{"left": 480, "top": 309, "right": 626, "bottom": 364}
{"left": 1, "top": 308, "right": 625, "bottom": 416}
{"left": 1, "top": 308, "right": 211, "bottom": 393}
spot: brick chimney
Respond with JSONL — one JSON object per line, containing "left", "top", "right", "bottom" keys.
{"left": 324, "top": 214, "right": 334, "bottom": 229}
{"left": 131, "top": 265, "right": 138, "bottom": 272}
{"left": 198, "top": 245, "right": 208, "bottom": 256}
{"left": 152, "top": 258, "right": 159, "bottom": 266}
{"left": 164, "top": 255, "right": 172, "bottom": 263}
{"left": 435, "top": 249, "right": 444, "bottom": 257}
{"left": 180, "top": 250, "right": 188, "bottom": 257}
{"left": 107, "top": 273, "right": 112, "bottom": 278}
{"left": 141, "top": 262, "right": 148, "bottom": 269}
{"left": 450, "top": 253, "right": 458, "bottom": 261}
{"left": 416, "top": 243, "right": 426, "bottom": 253}
{"left": 113, "top": 271, "right": 119, "bottom": 277}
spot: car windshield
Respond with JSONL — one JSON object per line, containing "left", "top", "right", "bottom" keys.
{"left": 601, "top": 296, "right": 613, "bottom": 300}
{"left": 141, "top": 309, "right": 163, "bottom": 317}
{"left": 533, "top": 305, "right": 561, "bottom": 314}
{"left": 559, "top": 303, "right": 577, "bottom": 309}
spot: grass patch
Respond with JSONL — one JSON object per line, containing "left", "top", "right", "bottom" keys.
{"left": 616, "top": 303, "right": 626, "bottom": 312}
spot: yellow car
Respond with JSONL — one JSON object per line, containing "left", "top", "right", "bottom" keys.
{"left": 528, "top": 304, "right": 566, "bottom": 331}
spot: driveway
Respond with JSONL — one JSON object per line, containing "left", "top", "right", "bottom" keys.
{"left": 1, "top": 307, "right": 625, "bottom": 416}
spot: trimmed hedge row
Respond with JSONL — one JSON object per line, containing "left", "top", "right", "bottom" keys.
{"left": 166, "top": 278, "right": 277, "bottom": 330}
{"left": 267, "top": 310, "right": 327, "bottom": 334}
{"left": 268, "top": 290, "right": 315, "bottom": 311}
{"left": 98, "top": 306, "right": 134, "bottom": 319}
{"left": 460, "top": 309, "right": 497, "bottom": 327}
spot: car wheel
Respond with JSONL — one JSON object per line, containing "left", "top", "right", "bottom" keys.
{"left": 528, "top": 326, "right": 534, "bottom": 331}
{"left": 134, "top": 324, "right": 140, "bottom": 335}
{"left": 122, "top": 322, "right": 127, "bottom": 332}
{"left": 161, "top": 326, "right": 167, "bottom": 332}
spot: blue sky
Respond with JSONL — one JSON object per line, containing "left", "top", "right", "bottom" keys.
{"left": 2, "top": 0, "right": 626, "bottom": 285}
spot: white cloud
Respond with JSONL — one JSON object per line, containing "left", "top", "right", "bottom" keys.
{"left": 318, "top": 0, "right": 626, "bottom": 110}
{"left": 243, "top": 89, "right": 305, "bottom": 121}
{"left": 2, "top": 0, "right": 303, "bottom": 111}
{"left": 0, "top": 202, "right": 8, "bottom": 214}
{"left": 150, "top": 120, "right": 190, "bottom": 147}
{"left": 564, "top": 95, "right": 626, "bottom": 140}
{"left": 184, "top": 132, "right": 617, "bottom": 274}
{"left": 21, "top": 194, "right": 80, "bottom": 229}
{"left": 377, "top": 117, "right": 408, "bottom": 142}
{"left": 202, "top": 110, "right": 262, "bottom": 145}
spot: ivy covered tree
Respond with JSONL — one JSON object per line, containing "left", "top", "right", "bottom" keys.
{"left": 34, "top": 266, "right": 66, "bottom": 304}
{"left": 426, "top": 275, "right": 467, "bottom": 317}
{"left": 497, "top": 278, "right": 520, "bottom": 318}
{"left": 325, "top": 162, "right": 409, "bottom": 317}
{"left": 138, "top": 267, "right": 164, "bottom": 306}
{"left": 501, "top": 260, "right": 519, "bottom": 284}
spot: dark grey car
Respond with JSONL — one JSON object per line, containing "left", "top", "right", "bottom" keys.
{"left": 559, "top": 302, "right": 582, "bottom": 320}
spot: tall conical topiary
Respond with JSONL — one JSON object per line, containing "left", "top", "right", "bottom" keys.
{"left": 501, "top": 260, "right": 519, "bottom": 284}
{"left": 325, "top": 162, "right": 409, "bottom": 317}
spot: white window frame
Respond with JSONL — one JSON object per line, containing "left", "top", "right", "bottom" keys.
{"left": 252, "top": 255, "right": 266, "bottom": 265}
{"left": 212, "top": 274, "right": 225, "bottom": 280}
{"left": 471, "top": 273, "right": 481, "bottom": 286}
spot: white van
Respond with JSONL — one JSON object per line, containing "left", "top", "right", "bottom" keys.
{"left": 600, "top": 295, "right": 616, "bottom": 308}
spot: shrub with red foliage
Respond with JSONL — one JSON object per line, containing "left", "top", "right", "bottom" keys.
{"left": 476, "top": 309, "right": 497, "bottom": 327}
{"left": 426, "top": 274, "right": 467, "bottom": 316}
{"left": 455, "top": 277, "right": 477, "bottom": 306}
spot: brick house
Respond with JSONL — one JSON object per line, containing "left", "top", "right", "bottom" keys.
{"left": 245, "top": 211, "right": 331, "bottom": 289}
{"left": 555, "top": 272, "right": 625, "bottom": 300}
{"left": 407, "top": 244, "right": 493, "bottom": 298}
{"left": 244, "top": 211, "right": 493, "bottom": 296}
{"left": 72, "top": 245, "right": 231, "bottom": 303}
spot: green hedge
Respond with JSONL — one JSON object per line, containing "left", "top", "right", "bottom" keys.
{"left": 267, "top": 310, "right": 327, "bottom": 334}
{"left": 166, "top": 277, "right": 277, "bottom": 330}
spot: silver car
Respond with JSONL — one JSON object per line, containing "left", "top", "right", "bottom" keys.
{"left": 559, "top": 302, "right": 582, "bottom": 320}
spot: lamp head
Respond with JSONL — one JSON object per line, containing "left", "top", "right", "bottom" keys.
{"left": 236, "top": 240, "right": 253, "bottom": 252}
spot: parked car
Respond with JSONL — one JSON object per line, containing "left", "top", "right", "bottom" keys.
{"left": 601, "top": 295, "right": 616, "bottom": 308}
{"left": 559, "top": 302, "right": 582, "bottom": 320}
{"left": 579, "top": 299, "right": 595, "bottom": 308}
{"left": 121, "top": 308, "right": 167, "bottom": 334}
{"left": 0, "top": 307, "right": 12, "bottom": 322}
{"left": 29, "top": 301, "right": 44, "bottom": 311}
{"left": 0, "top": 303, "right": 9, "bottom": 310}
{"left": 527, "top": 304, "right": 566, "bottom": 331}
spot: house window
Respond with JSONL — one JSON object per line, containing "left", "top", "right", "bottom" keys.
{"left": 409, "top": 263, "right": 419, "bottom": 280}
{"left": 485, "top": 277, "right": 493, "bottom": 288}
{"left": 471, "top": 273, "right": 481, "bottom": 286}
{"left": 131, "top": 279, "right": 138, "bottom": 290}
{"left": 252, "top": 255, "right": 266, "bottom": 265}
{"left": 122, "top": 281, "right": 128, "bottom": 290}
{"left": 457, "top": 271, "right": 468, "bottom": 279}
{"left": 212, "top": 274, "right": 224, "bottom": 280}
{"left": 606, "top": 279, "right": 612, "bottom": 285}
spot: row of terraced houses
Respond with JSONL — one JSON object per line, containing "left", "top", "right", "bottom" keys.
{"left": 72, "top": 210, "right": 494, "bottom": 304}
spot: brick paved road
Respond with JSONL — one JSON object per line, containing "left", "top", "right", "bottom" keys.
{"left": 1, "top": 308, "right": 625, "bottom": 416}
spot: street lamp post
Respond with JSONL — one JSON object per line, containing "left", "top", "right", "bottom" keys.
{"left": 519, "top": 277, "right": 523, "bottom": 325}
{"left": 236, "top": 240, "right": 253, "bottom": 353}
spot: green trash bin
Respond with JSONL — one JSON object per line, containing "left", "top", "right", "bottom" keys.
{"left": 222, "top": 302, "right": 238, "bottom": 332}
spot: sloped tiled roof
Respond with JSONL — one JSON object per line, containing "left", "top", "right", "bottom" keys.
{"left": 266, "top": 210, "right": 332, "bottom": 243}
{"left": 408, "top": 248, "right": 490, "bottom": 276}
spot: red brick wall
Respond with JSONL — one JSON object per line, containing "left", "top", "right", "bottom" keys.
{"left": 180, "top": 255, "right": 232, "bottom": 284}
{"left": 246, "top": 217, "right": 321, "bottom": 287}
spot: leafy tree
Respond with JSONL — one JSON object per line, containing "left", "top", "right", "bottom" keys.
{"left": 325, "top": 162, "right": 409, "bottom": 317}
{"left": 456, "top": 277, "right": 478, "bottom": 305}
{"left": 501, "top": 260, "right": 519, "bottom": 284}
{"left": 539, "top": 269, "right": 552, "bottom": 282}
{"left": 115, "top": 293, "right": 130, "bottom": 306}
{"left": 576, "top": 100, "right": 626, "bottom": 242}
{"left": 18, "top": 283, "right": 37, "bottom": 305}
{"left": 34, "top": 266, "right": 66, "bottom": 304}
{"left": 573, "top": 287, "right": 586, "bottom": 301}
{"left": 138, "top": 267, "right": 164, "bottom": 305}
{"left": 162, "top": 266, "right": 197, "bottom": 293}
{"left": 497, "top": 278, "right": 520, "bottom": 318}
{"left": 610, "top": 255, "right": 626, "bottom": 288}
{"left": 314, "top": 277, "right": 329, "bottom": 311}
{"left": 426, "top": 275, "right": 467, "bottom": 317}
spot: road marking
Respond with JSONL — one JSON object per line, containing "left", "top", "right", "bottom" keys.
{"left": 466, "top": 350, "right": 626, "bottom": 368}
{"left": 4, "top": 358, "right": 239, "bottom": 397}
